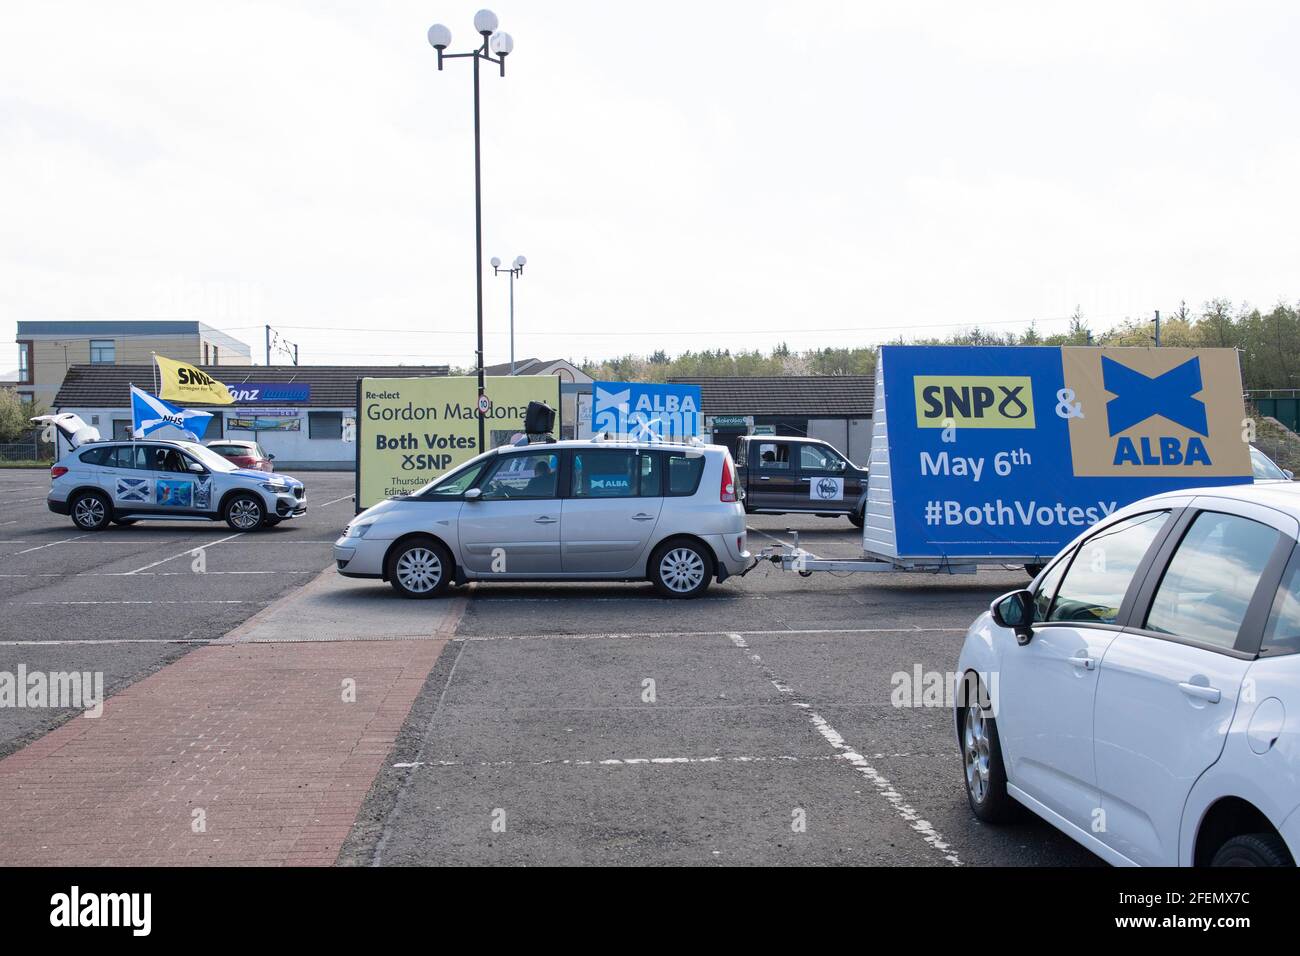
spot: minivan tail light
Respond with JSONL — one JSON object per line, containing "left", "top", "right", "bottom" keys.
{"left": 50, "top": 466, "right": 68, "bottom": 479}
{"left": 720, "top": 456, "right": 737, "bottom": 502}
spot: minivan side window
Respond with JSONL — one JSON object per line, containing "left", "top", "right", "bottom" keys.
{"left": 480, "top": 452, "right": 559, "bottom": 499}
{"left": 572, "top": 450, "right": 638, "bottom": 498}
{"left": 665, "top": 452, "right": 705, "bottom": 496}
{"left": 1047, "top": 511, "right": 1170, "bottom": 625}
{"left": 1144, "top": 511, "right": 1281, "bottom": 650}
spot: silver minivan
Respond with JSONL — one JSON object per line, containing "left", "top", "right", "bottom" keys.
{"left": 335, "top": 439, "right": 752, "bottom": 598}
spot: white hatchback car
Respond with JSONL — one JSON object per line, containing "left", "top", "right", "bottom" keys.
{"left": 957, "top": 482, "right": 1300, "bottom": 866}
{"left": 335, "top": 439, "right": 752, "bottom": 598}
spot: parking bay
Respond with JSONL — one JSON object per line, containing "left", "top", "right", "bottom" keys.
{"left": 0, "top": 467, "right": 1099, "bottom": 865}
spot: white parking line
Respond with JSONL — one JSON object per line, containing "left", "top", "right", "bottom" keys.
{"left": 0, "top": 638, "right": 213, "bottom": 645}
{"left": 458, "top": 626, "right": 966, "bottom": 641}
{"left": 15, "top": 534, "right": 89, "bottom": 555}
{"left": 726, "top": 632, "right": 962, "bottom": 866}
{"left": 14, "top": 599, "right": 253, "bottom": 606}
{"left": 125, "top": 532, "right": 243, "bottom": 574}
{"left": 319, "top": 494, "right": 355, "bottom": 507}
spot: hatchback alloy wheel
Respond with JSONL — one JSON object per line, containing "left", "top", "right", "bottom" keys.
{"left": 963, "top": 703, "right": 991, "bottom": 804}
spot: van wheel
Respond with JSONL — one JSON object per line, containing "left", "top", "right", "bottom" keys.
{"left": 959, "top": 678, "right": 1022, "bottom": 823}
{"left": 1211, "top": 833, "right": 1294, "bottom": 867}
{"left": 71, "top": 492, "right": 111, "bottom": 531}
{"left": 387, "top": 538, "right": 451, "bottom": 599}
{"left": 848, "top": 505, "right": 865, "bottom": 528}
{"left": 650, "top": 540, "right": 711, "bottom": 598}
{"left": 224, "top": 494, "right": 265, "bottom": 531}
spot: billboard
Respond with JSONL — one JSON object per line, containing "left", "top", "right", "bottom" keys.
{"left": 356, "top": 375, "right": 561, "bottom": 508}
{"left": 876, "top": 346, "right": 1252, "bottom": 560}
{"left": 591, "top": 381, "right": 702, "bottom": 439}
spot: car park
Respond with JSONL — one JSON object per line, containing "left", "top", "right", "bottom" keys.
{"left": 956, "top": 481, "right": 1300, "bottom": 866}
{"left": 206, "top": 439, "right": 276, "bottom": 472}
{"left": 335, "top": 438, "right": 751, "bottom": 598}
{"left": 735, "top": 434, "right": 870, "bottom": 527}
{"left": 47, "top": 438, "right": 307, "bottom": 531}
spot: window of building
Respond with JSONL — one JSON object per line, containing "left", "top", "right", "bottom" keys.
{"left": 17, "top": 342, "right": 31, "bottom": 384}
{"left": 212, "top": 345, "right": 219, "bottom": 364}
{"left": 89, "top": 340, "right": 115, "bottom": 364}
{"left": 308, "top": 411, "right": 343, "bottom": 439}
{"left": 204, "top": 343, "right": 210, "bottom": 364}
{"left": 112, "top": 420, "right": 133, "bottom": 440}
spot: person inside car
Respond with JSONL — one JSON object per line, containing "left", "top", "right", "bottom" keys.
{"left": 524, "top": 459, "right": 554, "bottom": 497}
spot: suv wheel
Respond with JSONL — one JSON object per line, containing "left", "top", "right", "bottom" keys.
{"left": 71, "top": 492, "right": 111, "bottom": 531}
{"left": 650, "top": 540, "right": 711, "bottom": 598}
{"left": 224, "top": 493, "right": 265, "bottom": 531}
{"left": 388, "top": 538, "right": 451, "bottom": 599}
{"left": 1211, "top": 833, "right": 1294, "bottom": 867}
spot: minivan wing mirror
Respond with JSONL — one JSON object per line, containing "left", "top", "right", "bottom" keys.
{"left": 990, "top": 589, "right": 1035, "bottom": 645}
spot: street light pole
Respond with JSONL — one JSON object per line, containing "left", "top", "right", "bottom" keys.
{"left": 428, "top": 10, "right": 515, "bottom": 453}
{"left": 491, "top": 255, "right": 526, "bottom": 375}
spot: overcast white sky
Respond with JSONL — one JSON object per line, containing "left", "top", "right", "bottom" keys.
{"left": 2, "top": 1, "right": 1298, "bottom": 372}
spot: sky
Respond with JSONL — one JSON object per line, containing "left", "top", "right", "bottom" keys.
{"left": 2, "top": 0, "right": 1298, "bottom": 373}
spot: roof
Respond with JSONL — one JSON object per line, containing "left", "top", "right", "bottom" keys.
{"left": 53, "top": 364, "right": 450, "bottom": 408}
{"left": 17, "top": 320, "right": 252, "bottom": 355}
{"left": 483, "top": 357, "right": 541, "bottom": 375}
{"left": 668, "top": 376, "right": 875, "bottom": 417}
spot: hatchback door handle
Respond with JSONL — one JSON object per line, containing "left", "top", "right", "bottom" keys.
{"left": 1178, "top": 682, "right": 1221, "bottom": 704}
{"left": 1068, "top": 656, "right": 1096, "bottom": 671}
{"left": 534, "top": 516, "right": 557, "bottom": 524}
{"left": 632, "top": 513, "right": 655, "bottom": 521}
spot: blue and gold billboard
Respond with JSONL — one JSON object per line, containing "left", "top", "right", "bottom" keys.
{"left": 881, "top": 345, "right": 1252, "bottom": 559}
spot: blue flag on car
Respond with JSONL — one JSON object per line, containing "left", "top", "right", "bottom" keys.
{"left": 130, "top": 384, "right": 213, "bottom": 440}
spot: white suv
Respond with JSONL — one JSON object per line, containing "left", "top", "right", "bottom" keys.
{"left": 335, "top": 440, "right": 751, "bottom": 598}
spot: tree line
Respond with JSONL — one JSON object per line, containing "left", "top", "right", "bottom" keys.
{"left": 578, "top": 300, "right": 1300, "bottom": 393}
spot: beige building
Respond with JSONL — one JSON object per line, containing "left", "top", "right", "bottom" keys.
{"left": 14, "top": 320, "right": 252, "bottom": 408}
{"left": 483, "top": 357, "right": 592, "bottom": 439}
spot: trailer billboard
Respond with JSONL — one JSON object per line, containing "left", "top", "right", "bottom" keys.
{"left": 871, "top": 346, "right": 1252, "bottom": 561}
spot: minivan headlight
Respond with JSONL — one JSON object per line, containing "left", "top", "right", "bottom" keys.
{"left": 347, "top": 522, "right": 373, "bottom": 538}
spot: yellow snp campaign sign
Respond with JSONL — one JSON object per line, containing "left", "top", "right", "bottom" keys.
{"left": 154, "top": 355, "right": 234, "bottom": 405}
{"left": 356, "top": 374, "right": 561, "bottom": 508}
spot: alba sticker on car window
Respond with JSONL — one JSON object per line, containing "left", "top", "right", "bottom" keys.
{"left": 810, "top": 477, "right": 844, "bottom": 501}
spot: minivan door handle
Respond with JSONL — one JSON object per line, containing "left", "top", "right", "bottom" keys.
{"left": 1068, "top": 656, "right": 1096, "bottom": 671}
{"left": 1178, "top": 682, "right": 1221, "bottom": 704}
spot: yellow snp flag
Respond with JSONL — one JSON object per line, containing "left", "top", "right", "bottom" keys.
{"left": 154, "top": 354, "right": 234, "bottom": 405}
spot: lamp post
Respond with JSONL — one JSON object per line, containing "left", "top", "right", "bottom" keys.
{"left": 490, "top": 255, "right": 526, "bottom": 375}
{"left": 428, "top": 10, "right": 515, "bottom": 453}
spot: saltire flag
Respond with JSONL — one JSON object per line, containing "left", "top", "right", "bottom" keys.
{"left": 131, "top": 384, "right": 214, "bottom": 440}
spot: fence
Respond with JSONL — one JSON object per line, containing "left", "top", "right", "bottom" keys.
{"left": 1247, "top": 390, "right": 1300, "bottom": 432}
{"left": 0, "top": 429, "right": 55, "bottom": 463}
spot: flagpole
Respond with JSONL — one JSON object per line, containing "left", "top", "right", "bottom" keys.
{"left": 152, "top": 352, "right": 158, "bottom": 395}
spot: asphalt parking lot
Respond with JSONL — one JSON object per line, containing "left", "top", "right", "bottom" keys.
{"left": 0, "top": 467, "right": 358, "bottom": 757}
{"left": 0, "top": 467, "right": 1100, "bottom": 865}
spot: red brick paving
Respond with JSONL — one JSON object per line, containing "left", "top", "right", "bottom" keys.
{"left": 0, "top": 638, "right": 447, "bottom": 865}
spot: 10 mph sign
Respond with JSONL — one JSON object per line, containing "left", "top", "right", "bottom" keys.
{"left": 477, "top": 394, "right": 491, "bottom": 415}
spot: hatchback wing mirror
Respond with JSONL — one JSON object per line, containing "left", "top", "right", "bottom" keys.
{"left": 990, "top": 589, "right": 1035, "bottom": 645}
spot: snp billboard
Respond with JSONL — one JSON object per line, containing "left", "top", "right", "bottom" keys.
{"left": 875, "top": 345, "right": 1252, "bottom": 560}
{"left": 356, "top": 374, "right": 560, "bottom": 509}
{"left": 592, "top": 381, "right": 702, "bottom": 439}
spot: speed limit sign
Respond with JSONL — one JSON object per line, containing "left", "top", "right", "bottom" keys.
{"left": 477, "top": 393, "right": 491, "bottom": 415}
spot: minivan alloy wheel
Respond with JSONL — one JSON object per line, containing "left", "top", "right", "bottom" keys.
{"left": 963, "top": 703, "right": 991, "bottom": 803}
{"left": 396, "top": 547, "right": 442, "bottom": 593}
{"left": 660, "top": 547, "right": 705, "bottom": 593}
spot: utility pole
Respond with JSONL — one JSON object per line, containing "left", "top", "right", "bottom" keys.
{"left": 265, "top": 324, "right": 272, "bottom": 365}
{"left": 1154, "top": 310, "right": 1161, "bottom": 347}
